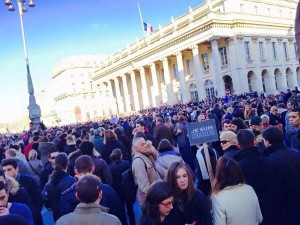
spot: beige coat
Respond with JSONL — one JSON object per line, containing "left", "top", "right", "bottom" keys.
{"left": 132, "top": 152, "right": 159, "bottom": 205}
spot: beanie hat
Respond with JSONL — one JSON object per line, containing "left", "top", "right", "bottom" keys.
{"left": 249, "top": 116, "right": 262, "bottom": 126}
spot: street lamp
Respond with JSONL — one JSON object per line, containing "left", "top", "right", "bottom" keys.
{"left": 4, "top": 0, "right": 41, "bottom": 131}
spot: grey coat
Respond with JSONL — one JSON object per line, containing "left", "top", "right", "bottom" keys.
{"left": 56, "top": 203, "right": 121, "bottom": 225}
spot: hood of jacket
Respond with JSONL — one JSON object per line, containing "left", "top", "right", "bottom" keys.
{"left": 5, "top": 175, "right": 19, "bottom": 195}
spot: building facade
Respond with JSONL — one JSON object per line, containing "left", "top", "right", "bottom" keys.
{"left": 92, "top": 0, "right": 300, "bottom": 115}
{"left": 37, "top": 55, "right": 107, "bottom": 126}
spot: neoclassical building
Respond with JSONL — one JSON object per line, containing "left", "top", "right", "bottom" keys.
{"left": 37, "top": 55, "right": 107, "bottom": 126}
{"left": 92, "top": 0, "right": 300, "bottom": 116}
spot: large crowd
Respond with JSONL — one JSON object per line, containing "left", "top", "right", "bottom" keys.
{"left": 0, "top": 87, "right": 299, "bottom": 225}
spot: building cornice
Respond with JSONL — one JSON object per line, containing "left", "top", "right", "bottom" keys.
{"left": 92, "top": 19, "right": 294, "bottom": 81}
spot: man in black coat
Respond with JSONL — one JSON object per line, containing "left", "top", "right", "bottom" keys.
{"left": 153, "top": 117, "right": 173, "bottom": 149}
{"left": 234, "top": 129, "right": 289, "bottom": 225}
{"left": 262, "top": 126, "right": 300, "bottom": 225}
{"left": 1, "top": 158, "right": 44, "bottom": 225}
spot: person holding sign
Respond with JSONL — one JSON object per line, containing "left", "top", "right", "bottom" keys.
{"left": 166, "top": 162, "right": 212, "bottom": 225}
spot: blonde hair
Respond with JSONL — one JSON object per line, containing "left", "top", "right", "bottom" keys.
{"left": 28, "top": 149, "right": 38, "bottom": 160}
{"left": 260, "top": 114, "right": 270, "bottom": 124}
{"left": 220, "top": 131, "right": 238, "bottom": 145}
{"left": 270, "top": 106, "right": 278, "bottom": 113}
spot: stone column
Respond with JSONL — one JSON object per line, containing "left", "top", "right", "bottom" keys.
{"left": 150, "top": 62, "right": 160, "bottom": 107}
{"left": 288, "top": 37, "right": 299, "bottom": 87}
{"left": 176, "top": 51, "right": 188, "bottom": 103}
{"left": 277, "top": 38, "right": 288, "bottom": 90}
{"left": 96, "top": 84, "right": 107, "bottom": 116}
{"left": 130, "top": 70, "right": 140, "bottom": 111}
{"left": 139, "top": 67, "right": 150, "bottom": 108}
{"left": 114, "top": 77, "right": 124, "bottom": 114}
{"left": 162, "top": 57, "right": 175, "bottom": 105}
{"left": 121, "top": 74, "right": 132, "bottom": 112}
{"left": 235, "top": 35, "right": 249, "bottom": 93}
{"left": 107, "top": 80, "right": 117, "bottom": 114}
{"left": 252, "top": 36, "right": 264, "bottom": 92}
{"left": 227, "top": 37, "right": 241, "bottom": 94}
{"left": 265, "top": 37, "right": 277, "bottom": 93}
{"left": 209, "top": 37, "right": 224, "bottom": 97}
{"left": 191, "top": 45, "right": 203, "bottom": 100}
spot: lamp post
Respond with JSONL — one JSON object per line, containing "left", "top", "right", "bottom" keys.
{"left": 4, "top": 0, "right": 41, "bottom": 131}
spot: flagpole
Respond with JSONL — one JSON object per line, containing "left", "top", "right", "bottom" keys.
{"left": 137, "top": 2, "right": 146, "bottom": 37}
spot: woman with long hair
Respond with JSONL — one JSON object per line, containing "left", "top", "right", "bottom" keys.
{"left": 102, "top": 130, "right": 130, "bottom": 163}
{"left": 140, "top": 181, "right": 174, "bottom": 225}
{"left": 166, "top": 162, "right": 212, "bottom": 225}
{"left": 155, "top": 139, "right": 183, "bottom": 180}
{"left": 211, "top": 157, "right": 262, "bottom": 225}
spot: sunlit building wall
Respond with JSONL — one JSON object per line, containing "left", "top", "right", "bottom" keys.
{"left": 92, "top": 0, "right": 299, "bottom": 115}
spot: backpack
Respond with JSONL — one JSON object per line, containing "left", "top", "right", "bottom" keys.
{"left": 121, "top": 157, "right": 146, "bottom": 203}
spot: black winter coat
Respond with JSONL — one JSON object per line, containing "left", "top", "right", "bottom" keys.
{"left": 234, "top": 146, "right": 289, "bottom": 225}
{"left": 168, "top": 189, "right": 212, "bottom": 225}
{"left": 42, "top": 171, "right": 75, "bottom": 221}
{"left": 264, "top": 143, "right": 300, "bottom": 225}
{"left": 102, "top": 140, "right": 130, "bottom": 164}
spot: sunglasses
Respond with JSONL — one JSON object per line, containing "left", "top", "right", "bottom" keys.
{"left": 49, "top": 156, "right": 56, "bottom": 159}
{"left": 160, "top": 199, "right": 175, "bottom": 208}
{"left": 220, "top": 140, "right": 230, "bottom": 144}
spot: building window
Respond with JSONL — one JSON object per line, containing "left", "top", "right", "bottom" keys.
{"left": 272, "top": 42, "right": 277, "bottom": 59}
{"left": 205, "top": 80, "right": 215, "bottom": 99}
{"left": 173, "top": 64, "right": 179, "bottom": 78}
{"left": 244, "top": 42, "right": 251, "bottom": 61}
{"left": 283, "top": 42, "right": 288, "bottom": 59}
{"left": 201, "top": 53, "right": 209, "bottom": 70}
{"left": 186, "top": 60, "right": 192, "bottom": 75}
{"left": 189, "top": 83, "right": 199, "bottom": 101}
{"left": 219, "top": 47, "right": 228, "bottom": 65}
{"left": 259, "top": 42, "right": 264, "bottom": 60}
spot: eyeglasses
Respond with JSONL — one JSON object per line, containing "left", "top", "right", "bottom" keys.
{"left": 160, "top": 199, "right": 175, "bottom": 208}
{"left": 220, "top": 140, "right": 230, "bottom": 144}
{"left": 49, "top": 156, "right": 56, "bottom": 160}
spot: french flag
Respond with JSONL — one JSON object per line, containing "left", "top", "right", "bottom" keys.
{"left": 143, "top": 22, "right": 153, "bottom": 32}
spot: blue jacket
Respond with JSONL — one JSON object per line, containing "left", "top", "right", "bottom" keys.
{"left": 93, "top": 135, "right": 104, "bottom": 154}
{"left": 60, "top": 182, "right": 128, "bottom": 225}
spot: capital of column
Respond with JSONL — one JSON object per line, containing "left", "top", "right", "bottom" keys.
{"left": 149, "top": 62, "right": 156, "bottom": 68}
{"left": 251, "top": 36, "right": 258, "bottom": 44}
{"left": 191, "top": 45, "right": 199, "bottom": 54}
{"left": 209, "top": 36, "right": 219, "bottom": 45}
{"left": 288, "top": 37, "right": 294, "bottom": 44}
{"left": 227, "top": 37, "right": 235, "bottom": 46}
{"left": 161, "top": 57, "right": 169, "bottom": 63}
{"left": 113, "top": 77, "right": 119, "bottom": 82}
{"left": 175, "top": 51, "right": 182, "bottom": 57}
{"left": 277, "top": 38, "right": 283, "bottom": 45}
{"left": 265, "top": 37, "right": 271, "bottom": 44}
{"left": 236, "top": 35, "right": 244, "bottom": 44}
{"left": 138, "top": 66, "right": 145, "bottom": 72}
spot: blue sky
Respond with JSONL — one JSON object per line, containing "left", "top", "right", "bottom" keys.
{"left": 0, "top": 0, "right": 204, "bottom": 123}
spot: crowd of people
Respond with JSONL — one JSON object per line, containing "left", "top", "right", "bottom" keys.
{"left": 0, "top": 87, "right": 299, "bottom": 225}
